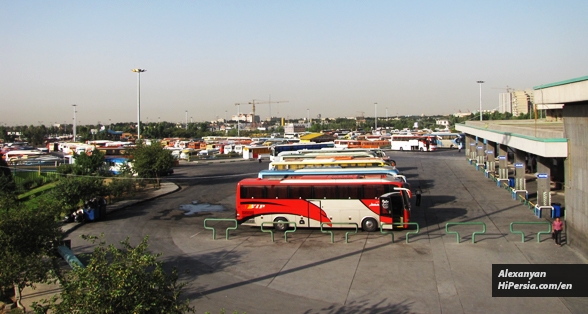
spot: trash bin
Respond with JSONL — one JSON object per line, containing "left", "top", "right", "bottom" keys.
{"left": 84, "top": 208, "right": 96, "bottom": 221}
{"left": 551, "top": 203, "right": 562, "bottom": 218}
{"left": 508, "top": 177, "right": 515, "bottom": 187}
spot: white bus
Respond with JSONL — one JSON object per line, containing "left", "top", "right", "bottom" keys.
{"left": 390, "top": 135, "right": 437, "bottom": 152}
{"left": 431, "top": 132, "right": 461, "bottom": 149}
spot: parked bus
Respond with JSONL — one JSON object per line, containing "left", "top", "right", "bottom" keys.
{"left": 3, "top": 150, "right": 46, "bottom": 163}
{"left": 269, "top": 157, "right": 390, "bottom": 170}
{"left": 236, "top": 176, "right": 412, "bottom": 232}
{"left": 274, "top": 148, "right": 393, "bottom": 164}
{"left": 390, "top": 135, "right": 437, "bottom": 152}
{"left": 334, "top": 139, "right": 389, "bottom": 149}
{"left": 431, "top": 132, "right": 461, "bottom": 149}
{"left": 269, "top": 142, "right": 335, "bottom": 161}
{"left": 257, "top": 167, "right": 406, "bottom": 182}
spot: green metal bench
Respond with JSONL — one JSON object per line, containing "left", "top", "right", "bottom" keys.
{"left": 203, "top": 218, "right": 238, "bottom": 240}
{"left": 380, "top": 222, "right": 420, "bottom": 243}
{"left": 320, "top": 222, "right": 358, "bottom": 243}
{"left": 445, "top": 222, "right": 486, "bottom": 243}
{"left": 509, "top": 222, "right": 552, "bottom": 243}
{"left": 261, "top": 221, "right": 297, "bottom": 242}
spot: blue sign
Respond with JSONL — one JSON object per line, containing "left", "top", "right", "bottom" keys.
{"left": 537, "top": 173, "right": 548, "bottom": 179}
{"left": 514, "top": 162, "right": 524, "bottom": 168}
{"left": 487, "top": 150, "right": 493, "bottom": 154}
{"left": 470, "top": 143, "right": 475, "bottom": 146}
{"left": 477, "top": 146, "right": 483, "bottom": 149}
{"left": 498, "top": 156, "right": 506, "bottom": 160}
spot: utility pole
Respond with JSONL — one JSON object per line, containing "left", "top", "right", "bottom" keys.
{"left": 72, "top": 104, "right": 77, "bottom": 141}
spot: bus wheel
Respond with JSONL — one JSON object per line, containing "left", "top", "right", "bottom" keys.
{"left": 362, "top": 218, "right": 378, "bottom": 232}
{"left": 274, "top": 217, "right": 289, "bottom": 231}
{"left": 399, "top": 147, "right": 403, "bottom": 151}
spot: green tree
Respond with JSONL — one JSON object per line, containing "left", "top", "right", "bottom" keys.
{"left": 37, "top": 235, "right": 194, "bottom": 314}
{"left": 0, "top": 208, "right": 63, "bottom": 310}
{"left": 72, "top": 148, "right": 106, "bottom": 175}
{"left": 22, "top": 125, "right": 47, "bottom": 146}
{"left": 51, "top": 176, "right": 105, "bottom": 214}
{"left": 130, "top": 142, "right": 175, "bottom": 187}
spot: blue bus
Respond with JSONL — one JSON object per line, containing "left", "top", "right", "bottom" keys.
{"left": 270, "top": 142, "right": 335, "bottom": 161}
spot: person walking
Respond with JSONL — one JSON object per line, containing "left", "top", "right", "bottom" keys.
{"left": 415, "top": 186, "right": 422, "bottom": 207}
{"left": 552, "top": 217, "right": 563, "bottom": 246}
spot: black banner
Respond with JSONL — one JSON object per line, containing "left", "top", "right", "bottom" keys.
{"left": 492, "top": 264, "right": 588, "bottom": 297}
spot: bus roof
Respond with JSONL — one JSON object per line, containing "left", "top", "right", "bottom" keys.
{"left": 258, "top": 167, "right": 400, "bottom": 178}
{"left": 240, "top": 176, "right": 406, "bottom": 186}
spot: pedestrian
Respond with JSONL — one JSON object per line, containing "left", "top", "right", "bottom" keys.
{"left": 456, "top": 137, "right": 462, "bottom": 152}
{"left": 258, "top": 155, "right": 262, "bottom": 163}
{"left": 552, "top": 217, "right": 563, "bottom": 246}
{"left": 415, "top": 186, "right": 422, "bottom": 207}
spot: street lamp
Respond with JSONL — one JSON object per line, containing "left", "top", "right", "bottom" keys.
{"left": 132, "top": 68, "right": 146, "bottom": 142}
{"left": 72, "top": 104, "right": 77, "bottom": 141}
{"left": 235, "top": 103, "right": 240, "bottom": 136}
{"left": 185, "top": 110, "right": 188, "bottom": 130}
{"left": 374, "top": 103, "right": 378, "bottom": 131}
{"left": 477, "top": 80, "right": 484, "bottom": 121}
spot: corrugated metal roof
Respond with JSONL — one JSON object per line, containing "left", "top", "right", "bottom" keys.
{"left": 534, "top": 75, "right": 588, "bottom": 90}
{"left": 299, "top": 133, "right": 323, "bottom": 140}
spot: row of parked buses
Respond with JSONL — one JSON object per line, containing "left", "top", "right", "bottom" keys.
{"left": 235, "top": 146, "right": 413, "bottom": 232}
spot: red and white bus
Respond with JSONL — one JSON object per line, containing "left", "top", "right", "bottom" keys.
{"left": 236, "top": 176, "right": 412, "bottom": 232}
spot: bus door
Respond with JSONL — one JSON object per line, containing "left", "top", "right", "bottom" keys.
{"left": 379, "top": 192, "right": 406, "bottom": 228}
{"left": 307, "top": 200, "right": 324, "bottom": 228}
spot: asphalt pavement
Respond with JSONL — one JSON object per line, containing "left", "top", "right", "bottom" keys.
{"left": 17, "top": 154, "right": 588, "bottom": 313}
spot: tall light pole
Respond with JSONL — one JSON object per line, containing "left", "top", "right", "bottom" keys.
{"left": 374, "top": 102, "right": 378, "bottom": 131}
{"left": 477, "top": 80, "right": 484, "bottom": 121}
{"left": 132, "top": 68, "right": 146, "bottom": 141}
{"left": 72, "top": 104, "right": 77, "bottom": 141}
{"left": 185, "top": 110, "right": 188, "bottom": 130}
{"left": 235, "top": 103, "right": 240, "bottom": 137}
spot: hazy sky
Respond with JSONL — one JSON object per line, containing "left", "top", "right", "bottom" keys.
{"left": 2, "top": 1, "right": 587, "bottom": 126}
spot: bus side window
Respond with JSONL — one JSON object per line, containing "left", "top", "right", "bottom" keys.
{"left": 241, "top": 186, "right": 265, "bottom": 199}
{"left": 289, "top": 185, "right": 312, "bottom": 199}
{"left": 313, "top": 185, "right": 336, "bottom": 199}
{"left": 267, "top": 185, "right": 288, "bottom": 199}
{"left": 364, "top": 185, "right": 385, "bottom": 199}
{"left": 338, "top": 185, "right": 361, "bottom": 199}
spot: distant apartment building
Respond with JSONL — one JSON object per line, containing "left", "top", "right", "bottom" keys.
{"left": 436, "top": 119, "right": 450, "bottom": 127}
{"left": 498, "top": 89, "right": 534, "bottom": 116}
{"left": 231, "top": 113, "right": 259, "bottom": 123}
{"left": 284, "top": 123, "right": 306, "bottom": 134}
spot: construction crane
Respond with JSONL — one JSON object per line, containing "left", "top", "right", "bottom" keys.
{"left": 241, "top": 99, "right": 289, "bottom": 129}
{"left": 492, "top": 85, "right": 514, "bottom": 93}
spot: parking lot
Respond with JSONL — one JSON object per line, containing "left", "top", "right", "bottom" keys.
{"left": 53, "top": 150, "right": 588, "bottom": 313}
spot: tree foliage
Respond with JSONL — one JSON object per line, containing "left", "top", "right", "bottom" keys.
{"left": 0, "top": 208, "right": 63, "bottom": 309}
{"left": 72, "top": 148, "right": 106, "bottom": 175}
{"left": 129, "top": 142, "right": 175, "bottom": 187}
{"left": 37, "top": 235, "right": 194, "bottom": 314}
{"left": 51, "top": 176, "right": 105, "bottom": 213}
